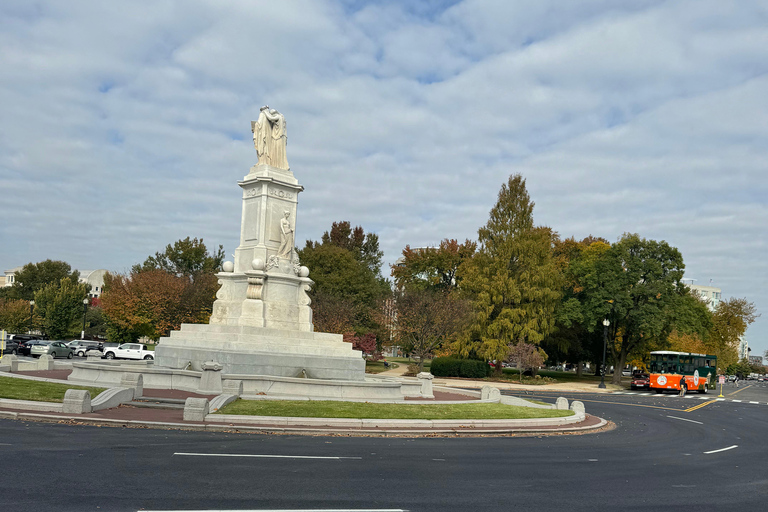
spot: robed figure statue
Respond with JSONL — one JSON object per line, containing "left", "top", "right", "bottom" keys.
{"left": 252, "top": 106, "right": 289, "bottom": 170}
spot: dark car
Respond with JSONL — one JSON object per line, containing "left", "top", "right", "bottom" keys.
{"left": 2, "top": 338, "right": 20, "bottom": 355}
{"left": 631, "top": 373, "right": 650, "bottom": 390}
{"left": 17, "top": 339, "right": 46, "bottom": 356}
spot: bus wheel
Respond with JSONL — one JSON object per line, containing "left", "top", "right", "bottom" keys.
{"left": 699, "top": 385, "right": 707, "bottom": 394}
{"left": 654, "top": 389, "right": 663, "bottom": 394}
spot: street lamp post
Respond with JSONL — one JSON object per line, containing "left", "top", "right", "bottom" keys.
{"left": 81, "top": 298, "right": 89, "bottom": 340}
{"left": 28, "top": 300, "right": 35, "bottom": 335}
{"left": 598, "top": 318, "right": 610, "bottom": 389}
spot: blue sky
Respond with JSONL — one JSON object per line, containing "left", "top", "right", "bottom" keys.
{"left": 1, "top": 0, "right": 766, "bottom": 355}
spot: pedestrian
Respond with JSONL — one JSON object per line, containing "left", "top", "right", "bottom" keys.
{"left": 679, "top": 378, "right": 686, "bottom": 397}
{"left": 734, "top": 375, "right": 739, "bottom": 388}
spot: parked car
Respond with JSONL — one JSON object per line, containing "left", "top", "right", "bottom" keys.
{"left": 102, "top": 343, "right": 154, "bottom": 360}
{"left": 30, "top": 340, "right": 74, "bottom": 359}
{"left": 18, "top": 339, "right": 46, "bottom": 356}
{"left": 71, "top": 340, "right": 102, "bottom": 357}
{"left": 2, "top": 337, "right": 20, "bottom": 355}
{"left": 631, "top": 373, "right": 650, "bottom": 390}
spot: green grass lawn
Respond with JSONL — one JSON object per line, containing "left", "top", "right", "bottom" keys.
{"left": 216, "top": 399, "right": 572, "bottom": 420}
{"left": 365, "top": 360, "right": 398, "bottom": 374}
{"left": 388, "top": 356, "right": 431, "bottom": 369}
{"left": 0, "top": 375, "right": 106, "bottom": 403}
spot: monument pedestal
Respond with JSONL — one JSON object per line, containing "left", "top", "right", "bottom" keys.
{"left": 154, "top": 324, "right": 366, "bottom": 380}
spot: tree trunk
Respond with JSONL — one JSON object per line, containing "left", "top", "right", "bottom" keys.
{"left": 576, "top": 362, "right": 583, "bottom": 377}
{"left": 611, "top": 347, "right": 629, "bottom": 384}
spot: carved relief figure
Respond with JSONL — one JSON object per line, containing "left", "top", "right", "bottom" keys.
{"left": 277, "top": 211, "right": 294, "bottom": 259}
{"left": 252, "top": 106, "right": 289, "bottom": 170}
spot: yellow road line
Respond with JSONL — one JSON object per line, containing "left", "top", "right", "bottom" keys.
{"left": 685, "top": 399, "right": 719, "bottom": 412}
{"left": 727, "top": 384, "right": 752, "bottom": 396}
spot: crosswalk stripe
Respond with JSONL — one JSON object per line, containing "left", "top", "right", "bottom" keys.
{"left": 731, "top": 400, "right": 742, "bottom": 403}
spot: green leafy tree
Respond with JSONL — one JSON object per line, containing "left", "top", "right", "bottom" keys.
{"left": 542, "top": 237, "right": 608, "bottom": 376}
{"left": 5, "top": 260, "right": 81, "bottom": 301}
{"left": 391, "top": 239, "right": 477, "bottom": 291}
{"left": 0, "top": 298, "right": 33, "bottom": 333}
{"left": 574, "top": 233, "right": 687, "bottom": 384}
{"left": 455, "top": 174, "right": 563, "bottom": 375}
{"left": 33, "top": 278, "right": 89, "bottom": 339}
{"left": 317, "top": 221, "right": 385, "bottom": 276}
{"left": 298, "top": 223, "right": 390, "bottom": 335}
{"left": 133, "top": 237, "right": 224, "bottom": 277}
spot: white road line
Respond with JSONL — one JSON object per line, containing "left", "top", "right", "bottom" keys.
{"left": 173, "top": 453, "right": 362, "bottom": 460}
{"left": 749, "top": 401, "right": 759, "bottom": 404}
{"left": 666, "top": 416, "right": 703, "bottom": 425}
{"left": 716, "top": 398, "right": 725, "bottom": 401}
{"left": 704, "top": 445, "right": 738, "bottom": 455}
{"left": 731, "top": 400, "right": 742, "bottom": 403}
{"left": 684, "top": 395, "right": 695, "bottom": 399}
{"left": 141, "top": 509, "right": 408, "bottom": 512}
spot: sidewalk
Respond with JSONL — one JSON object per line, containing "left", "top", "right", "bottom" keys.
{"left": 0, "top": 368, "right": 610, "bottom": 436}
{"left": 377, "top": 363, "right": 622, "bottom": 394}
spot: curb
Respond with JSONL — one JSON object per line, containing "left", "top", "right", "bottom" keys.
{"left": 0, "top": 409, "right": 609, "bottom": 436}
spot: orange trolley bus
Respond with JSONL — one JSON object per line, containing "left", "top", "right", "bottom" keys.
{"left": 648, "top": 351, "right": 717, "bottom": 394}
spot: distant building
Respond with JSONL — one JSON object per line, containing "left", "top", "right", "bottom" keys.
{"left": 738, "top": 337, "right": 750, "bottom": 361}
{"left": 688, "top": 283, "right": 722, "bottom": 312}
{"left": 748, "top": 355, "right": 763, "bottom": 366}
{"left": 2, "top": 266, "right": 107, "bottom": 298}
{"left": 3, "top": 266, "right": 23, "bottom": 287}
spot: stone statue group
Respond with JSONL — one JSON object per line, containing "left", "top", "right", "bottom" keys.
{"left": 252, "top": 106, "right": 289, "bottom": 170}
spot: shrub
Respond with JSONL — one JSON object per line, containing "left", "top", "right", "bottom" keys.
{"left": 431, "top": 356, "right": 490, "bottom": 379}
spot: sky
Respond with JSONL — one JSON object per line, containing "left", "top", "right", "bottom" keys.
{"left": 1, "top": 0, "right": 766, "bottom": 355}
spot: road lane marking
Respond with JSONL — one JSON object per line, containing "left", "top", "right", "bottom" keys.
{"left": 704, "top": 445, "right": 738, "bottom": 454}
{"left": 728, "top": 385, "right": 752, "bottom": 396}
{"left": 685, "top": 399, "right": 719, "bottom": 412}
{"left": 749, "top": 401, "right": 759, "bottom": 404}
{"left": 731, "top": 400, "right": 742, "bottom": 403}
{"left": 667, "top": 416, "right": 703, "bottom": 425}
{"left": 141, "top": 509, "right": 409, "bottom": 512}
{"left": 173, "top": 453, "right": 362, "bottom": 460}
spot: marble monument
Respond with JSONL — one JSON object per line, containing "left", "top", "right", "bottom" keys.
{"left": 154, "top": 108, "right": 366, "bottom": 380}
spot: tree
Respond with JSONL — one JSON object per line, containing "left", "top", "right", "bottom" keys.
{"left": 133, "top": 237, "right": 224, "bottom": 277}
{"left": 391, "top": 239, "right": 477, "bottom": 291}
{"left": 0, "top": 298, "right": 33, "bottom": 333}
{"left": 343, "top": 332, "right": 378, "bottom": 359}
{"left": 709, "top": 297, "right": 759, "bottom": 371}
{"left": 33, "top": 278, "right": 89, "bottom": 339}
{"left": 317, "top": 221, "right": 385, "bottom": 276}
{"left": 101, "top": 269, "right": 220, "bottom": 343}
{"left": 5, "top": 260, "right": 81, "bottom": 301}
{"left": 455, "top": 174, "right": 563, "bottom": 375}
{"left": 393, "top": 288, "right": 470, "bottom": 372}
{"left": 542, "top": 237, "right": 609, "bottom": 376}
{"left": 298, "top": 223, "right": 390, "bottom": 335}
{"left": 574, "top": 233, "right": 687, "bottom": 384}
{"left": 509, "top": 341, "right": 547, "bottom": 381}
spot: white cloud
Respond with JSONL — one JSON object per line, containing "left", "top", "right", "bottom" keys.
{"left": 0, "top": 0, "right": 766, "bottom": 353}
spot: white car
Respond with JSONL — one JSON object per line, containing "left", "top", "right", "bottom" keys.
{"left": 102, "top": 343, "right": 154, "bottom": 360}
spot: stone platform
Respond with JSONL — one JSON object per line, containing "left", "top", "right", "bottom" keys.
{"left": 154, "top": 323, "right": 366, "bottom": 380}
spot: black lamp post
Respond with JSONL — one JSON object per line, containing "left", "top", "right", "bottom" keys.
{"left": 28, "top": 300, "right": 35, "bottom": 334}
{"left": 598, "top": 318, "right": 610, "bottom": 389}
{"left": 81, "top": 298, "right": 89, "bottom": 340}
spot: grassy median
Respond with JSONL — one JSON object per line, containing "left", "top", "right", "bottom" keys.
{"left": 0, "top": 376, "right": 106, "bottom": 403}
{"left": 216, "top": 399, "right": 573, "bottom": 420}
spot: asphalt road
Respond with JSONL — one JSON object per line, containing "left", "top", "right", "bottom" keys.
{"left": 2, "top": 382, "right": 767, "bottom": 512}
